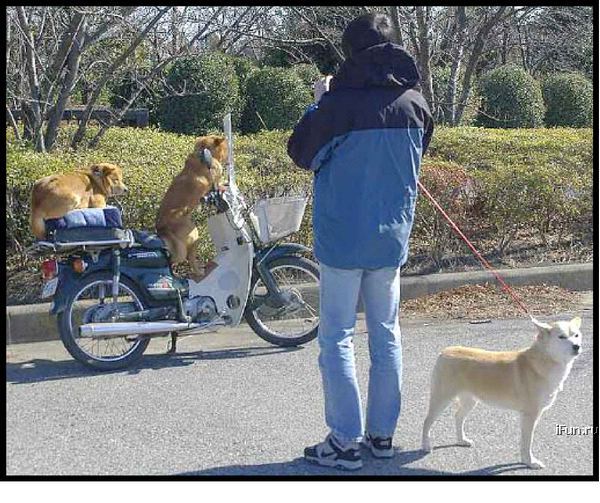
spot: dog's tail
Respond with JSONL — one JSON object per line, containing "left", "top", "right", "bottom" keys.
{"left": 30, "top": 211, "right": 46, "bottom": 240}
{"left": 30, "top": 188, "right": 46, "bottom": 240}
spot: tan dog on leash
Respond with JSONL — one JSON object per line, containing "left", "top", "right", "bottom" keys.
{"left": 421, "top": 317, "right": 583, "bottom": 469}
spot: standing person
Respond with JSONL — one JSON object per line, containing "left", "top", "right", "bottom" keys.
{"left": 287, "top": 12, "right": 434, "bottom": 471}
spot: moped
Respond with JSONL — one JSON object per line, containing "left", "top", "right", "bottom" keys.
{"left": 29, "top": 115, "right": 320, "bottom": 370}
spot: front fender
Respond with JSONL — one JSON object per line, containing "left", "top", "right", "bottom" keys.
{"left": 250, "top": 243, "right": 315, "bottom": 308}
{"left": 254, "top": 243, "right": 313, "bottom": 266}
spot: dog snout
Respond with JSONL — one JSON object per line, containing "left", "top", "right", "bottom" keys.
{"left": 572, "top": 344, "right": 581, "bottom": 355}
{"left": 114, "top": 185, "right": 128, "bottom": 195}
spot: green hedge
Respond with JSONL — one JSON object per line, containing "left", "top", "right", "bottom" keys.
{"left": 158, "top": 53, "right": 242, "bottom": 134}
{"left": 241, "top": 67, "right": 312, "bottom": 134}
{"left": 292, "top": 63, "right": 323, "bottom": 91}
{"left": 542, "top": 72, "right": 593, "bottom": 128}
{"left": 6, "top": 125, "right": 592, "bottom": 264}
{"left": 476, "top": 65, "right": 545, "bottom": 128}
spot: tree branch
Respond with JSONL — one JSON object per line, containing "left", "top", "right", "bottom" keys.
{"left": 71, "top": 6, "right": 171, "bottom": 149}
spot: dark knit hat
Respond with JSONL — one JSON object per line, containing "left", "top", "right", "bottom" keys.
{"left": 341, "top": 13, "right": 396, "bottom": 59}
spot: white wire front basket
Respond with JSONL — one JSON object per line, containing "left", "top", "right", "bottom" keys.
{"left": 250, "top": 196, "right": 308, "bottom": 244}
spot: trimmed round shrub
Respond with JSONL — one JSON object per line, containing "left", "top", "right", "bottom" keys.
{"left": 229, "top": 56, "right": 259, "bottom": 124}
{"left": 229, "top": 56, "right": 259, "bottom": 93}
{"left": 158, "top": 53, "right": 242, "bottom": 134}
{"left": 292, "top": 63, "right": 323, "bottom": 91}
{"left": 241, "top": 67, "right": 312, "bottom": 134}
{"left": 476, "top": 65, "right": 545, "bottom": 128}
{"left": 542, "top": 72, "right": 593, "bottom": 127}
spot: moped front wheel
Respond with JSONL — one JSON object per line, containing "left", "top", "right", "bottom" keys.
{"left": 57, "top": 272, "right": 151, "bottom": 371}
{"left": 245, "top": 256, "right": 319, "bottom": 347}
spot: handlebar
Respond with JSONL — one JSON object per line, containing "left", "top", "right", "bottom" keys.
{"left": 202, "top": 187, "right": 230, "bottom": 213}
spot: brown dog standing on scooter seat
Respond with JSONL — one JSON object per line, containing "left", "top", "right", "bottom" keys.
{"left": 156, "top": 135, "right": 227, "bottom": 280}
{"left": 30, "top": 163, "right": 128, "bottom": 240}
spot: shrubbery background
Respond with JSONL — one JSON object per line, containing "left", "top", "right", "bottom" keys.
{"left": 100, "top": 53, "right": 592, "bottom": 134}
{"left": 7, "top": 125, "right": 592, "bottom": 272}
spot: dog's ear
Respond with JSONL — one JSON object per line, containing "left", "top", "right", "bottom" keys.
{"left": 212, "top": 136, "right": 228, "bottom": 161}
{"left": 201, "top": 148, "right": 213, "bottom": 165}
{"left": 570, "top": 317, "right": 582, "bottom": 331}
{"left": 532, "top": 317, "right": 553, "bottom": 336}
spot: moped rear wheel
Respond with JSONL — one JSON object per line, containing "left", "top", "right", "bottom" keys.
{"left": 245, "top": 256, "right": 319, "bottom": 347}
{"left": 57, "top": 272, "right": 151, "bottom": 371}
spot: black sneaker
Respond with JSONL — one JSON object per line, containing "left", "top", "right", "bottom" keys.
{"left": 362, "top": 433, "right": 394, "bottom": 458}
{"left": 304, "top": 434, "right": 363, "bottom": 471}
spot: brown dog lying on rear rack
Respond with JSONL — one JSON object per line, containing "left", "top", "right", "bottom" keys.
{"left": 30, "top": 163, "right": 128, "bottom": 240}
{"left": 155, "top": 135, "right": 227, "bottom": 280}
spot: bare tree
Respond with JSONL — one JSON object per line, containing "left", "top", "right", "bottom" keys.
{"left": 442, "top": 6, "right": 468, "bottom": 125}
{"left": 14, "top": 6, "right": 47, "bottom": 151}
{"left": 7, "top": 6, "right": 171, "bottom": 152}
{"left": 87, "top": 6, "right": 230, "bottom": 148}
{"left": 7, "top": 4, "right": 591, "bottom": 147}
{"left": 453, "top": 6, "right": 510, "bottom": 125}
{"left": 69, "top": 6, "right": 171, "bottom": 148}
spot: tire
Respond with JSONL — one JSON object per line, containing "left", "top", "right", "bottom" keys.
{"left": 245, "top": 255, "right": 320, "bottom": 347}
{"left": 57, "top": 272, "right": 151, "bottom": 371}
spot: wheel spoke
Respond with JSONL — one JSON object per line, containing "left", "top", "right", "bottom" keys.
{"left": 251, "top": 262, "right": 320, "bottom": 339}
{"left": 68, "top": 279, "right": 144, "bottom": 362}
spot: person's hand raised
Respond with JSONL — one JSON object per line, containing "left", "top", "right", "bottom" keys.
{"left": 313, "top": 75, "right": 333, "bottom": 103}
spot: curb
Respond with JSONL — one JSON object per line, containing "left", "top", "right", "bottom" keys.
{"left": 5, "top": 262, "right": 593, "bottom": 345}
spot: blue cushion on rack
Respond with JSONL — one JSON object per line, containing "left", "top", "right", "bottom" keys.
{"left": 45, "top": 206, "right": 123, "bottom": 234}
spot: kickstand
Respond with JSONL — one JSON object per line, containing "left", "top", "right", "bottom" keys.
{"left": 166, "top": 332, "right": 178, "bottom": 354}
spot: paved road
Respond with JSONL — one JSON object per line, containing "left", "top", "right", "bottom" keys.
{"left": 6, "top": 293, "right": 595, "bottom": 477}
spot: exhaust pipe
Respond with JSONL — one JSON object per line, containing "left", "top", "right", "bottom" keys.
{"left": 79, "top": 320, "right": 210, "bottom": 339}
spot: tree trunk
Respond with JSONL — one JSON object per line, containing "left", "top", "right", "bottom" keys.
{"left": 388, "top": 6, "right": 404, "bottom": 46}
{"left": 44, "top": 13, "right": 86, "bottom": 151}
{"left": 6, "top": 106, "right": 22, "bottom": 141}
{"left": 16, "top": 6, "right": 46, "bottom": 152}
{"left": 455, "top": 7, "right": 508, "bottom": 126}
{"left": 443, "top": 6, "right": 467, "bottom": 125}
{"left": 415, "top": 6, "right": 434, "bottom": 108}
{"left": 21, "top": 103, "right": 35, "bottom": 141}
{"left": 501, "top": 22, "right": 508, "bottom": 65}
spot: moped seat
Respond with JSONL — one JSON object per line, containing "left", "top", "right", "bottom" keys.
{"left": 132, "top": 230, "right": 168, "bottom": 250}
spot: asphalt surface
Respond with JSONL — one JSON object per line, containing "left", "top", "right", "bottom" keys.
{"left": 6, "top": 292, "right": 595, "bottom": 477}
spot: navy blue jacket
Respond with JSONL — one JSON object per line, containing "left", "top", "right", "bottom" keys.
{"left": 288, "top": 43, "right": 434, "bottom": 269}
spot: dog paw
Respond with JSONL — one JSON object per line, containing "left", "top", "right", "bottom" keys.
{"left": 524, "top": 458, "right": 545, "bottom": 470}
{"left": 456, "top": 438, "right": 473, "bottom": 447}
{"left": 421, "top": 440, "right": 432, "bottom": 453}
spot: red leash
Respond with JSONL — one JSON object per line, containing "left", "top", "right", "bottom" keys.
{"left": 417, "top": 180, "right": 531, "bottom": 317}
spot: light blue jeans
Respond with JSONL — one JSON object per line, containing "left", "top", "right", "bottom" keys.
{"left": 317, "top": 262, "right": 403, "bottom": 445}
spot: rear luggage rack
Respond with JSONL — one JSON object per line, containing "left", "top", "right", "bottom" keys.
{"left": 26, "top": 230, "right": 135, "bottom": 257}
